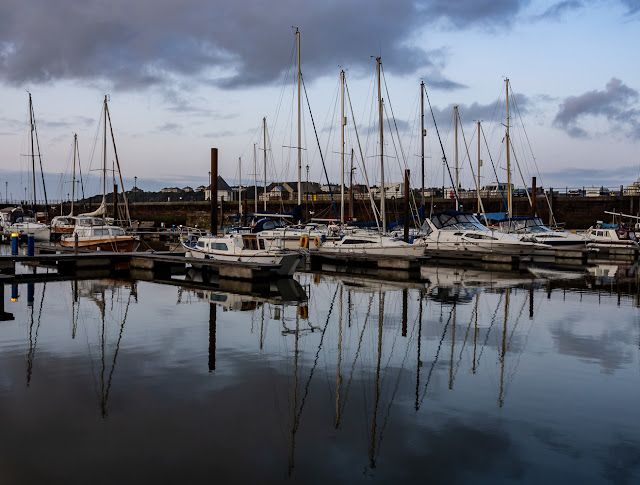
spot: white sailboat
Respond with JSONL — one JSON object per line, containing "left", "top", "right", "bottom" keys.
{"left": 61, "top": 96, "right": 138, "bottom": 252}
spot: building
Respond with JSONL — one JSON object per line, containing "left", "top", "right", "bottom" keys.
{"left": 160, "top": 187, "right": 180, "bottom": 193}
{"left": 258, "top": 181, "right": 323, "bottom": 202}
{"left": 204, "top": 176, "right": 233, "bottom": 201}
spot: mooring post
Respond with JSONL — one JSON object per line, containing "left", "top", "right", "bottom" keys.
{"left": 11, "top": 233, "right": 18, "bottom": 256}
{"left": 113, "top": 183, "right": 118, "bottom": 223}
{"left": 74, "top": 232, "right": 78, "bottom": 256}
{"left": 404, "top": 169, "right": 410, "bottom": 243}
{"left": 209, "top": 303, "right": 216, "bottom": 372}
{"left": 210, "top": 148, "right": 218, "bottom": 235}
{"left": 27, "top": 234, "right": 34, "bottom": 257}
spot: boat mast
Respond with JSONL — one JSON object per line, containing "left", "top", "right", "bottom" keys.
{"left": 454, "top": 105, "right": 459, "bottom": 211}
{"left": 506, "top": 78, "right": 512, "bottom": 218}
{"left": 263, "top": 117, "right": 267, "bottom": 212}
{"left": 253, "top": 143, "right": 258, "bottom": 213}
{"left": 72, "top": 133, "right": 77, "bottom": 215}
{"left": 477, "top": 121, "right": 481, "bottom": 213}
{"left": 103, "top": 95, "right": 107, "bottom": 216}
{"left": 377, "top": 57, "right": 385, "bottom": 231}
{"left": 421, "top": 81, "right": 425, "bottom": 208}
{"left": 238, "top": 157, "right": 242, "bottom": 216}
{"left": 296, "top": 28, "right": 302, "bottom": 208}
{"left": 340, "top": 69, "right": 345, "bottom": 225}
{"left": 28, "top": 93, "right": 37, "bottom": 211}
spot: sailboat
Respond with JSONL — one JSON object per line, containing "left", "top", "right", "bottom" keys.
{"left": 0, "top": 93, "right": 51, "bottom": 241}
{"left": 51, "top": 134, "right": 81, "bottom": 237}
{"left": 61, "top": 96, "right": 139, "bottom": 252}
{"left": 312, "top": 57, "right": 416, "bottom": 259}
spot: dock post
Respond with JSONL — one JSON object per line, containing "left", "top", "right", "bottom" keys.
{"left": 11, "top": 233, "right": 18, "bottom": 255}
{"left": 209, "top": 303, "right": 216, "bottom": 372}
{"left": 531, "top": 177, "right": 537, "bottom": 216}
{"left": 211, "top": 148, "right": 218, "bottom": 235}
{"left": 74, "top": 232, "right": 79, "bottom": 256}
{"left": 27, "top": 234, "right": 35, "bottom": 256}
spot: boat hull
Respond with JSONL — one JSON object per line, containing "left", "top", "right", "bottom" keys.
{"left": 186, "top": 245, "right": 304, "bottom": 276}
{"left": 60, "top": 236, "right": 139, "bottom": 252}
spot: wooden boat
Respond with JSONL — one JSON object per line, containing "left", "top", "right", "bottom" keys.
{"left": 60, "top": 216, "right": 139, "bottom": 252}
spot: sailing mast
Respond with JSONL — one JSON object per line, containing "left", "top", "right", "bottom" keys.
{"left": 376, "top": 57, "right": 385, "bottom": 231}
{"left": 238, "top": 157, "right": 242, "bottom": 216}
{"left": 421, "top": 81, "right": 425, "bottom": 208}
{"left": 28, "top": 93, "right": 37, "bottom": 212}
{"left": 103, "top": 96, "right": 107, "bottom": 216}
{"left": 340, "top": 69, "right": 345, "bottom": 225}
{"left": 477, "top": 121, "right": 481, "bottom": 213}
{"left": 296, "top": 28, "right": 302, "bottom": 208}
{"left": 72, "top": 134, "right": 77, "bottom": 215}
{"left": 454, "top": 105, "right": 459, "bottom": 210}
{"left": 253, "top": 143, "right": 258, "bottom": 213}
{"left": 263, "top": 117, "right": 267, "bottom": 211}
{"left": 506, "top": 78, "right": 512, "bottom": 218}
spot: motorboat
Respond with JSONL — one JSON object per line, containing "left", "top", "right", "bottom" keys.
{"left": 182, "top": 230, "right": 304, "bottom": 277}
{"left": 0, "top": 207, "right": 51, "bottom": 241}
{"left": 310, "top": 231, "right": 422, "bottom": 259}
{"left": 585, "top": 221, "right": 639, "bottom": 248}
{"left": 496, "top": 216, "right": 588, "bottom": 249}
{"left": 252, "top": 218, "right": 334, "bottom": 251}
{"left": 51, "top": 215, "right": 75, "bottom": 238}
{"left": 60, "top": 216, "right": 139, "bottom": 252}
{"left": 417, "top": 210, "right": 548, "bottom": 255}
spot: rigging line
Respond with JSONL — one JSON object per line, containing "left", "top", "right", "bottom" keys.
{"left": 417, "top": 303, "right": 454, "bottom": 408}
{"left": 453, "top": 301, "right": 477, "bottom": 381}
{"left": 423, "top": 84, "right": 462, "bottom": 209}
{"left": 508, "top": 136, "right": 534, "bottom": 207}
{"left": 480, "top": 124, "right": 508, "bottom": 211}
{"left": 457, "top": 110, "right": 487, "bottom": 219}
{"left": 476, "top": 292, "right": 504, "bottom": 368}
{"left": 345, "top": 78, "right": 382, "bottom": 228}
{"left": 339, "top": 293, "right": 374, "bottom": 419}
{"left": 104, "top": 290, "right": 132, "bottom": 414}
{"left": 26, "top": 282, "right": 47, "bottom": 386}
{"left": 29, "top": 102, "right": 49, "bottom": 207}
{"left": 293, "top": 284, "right": 339, "bottom": 430}
{"left": 381, "top": 65, "right": 408, "bottom": 168}
{"left": 300, "top": 73, "right": 339, "bottom": 221}
{"left": 375, "top": 312, "right": 419, "bottom": 459}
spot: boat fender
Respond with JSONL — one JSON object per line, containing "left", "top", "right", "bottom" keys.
{"left": 299, "top": 234, "right": 309, "bottom": 248}
{"left": 314, "top": 235, "right": 322, "bottom": 247}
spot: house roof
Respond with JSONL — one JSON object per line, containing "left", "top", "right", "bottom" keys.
{"left": 207, "top": 175, "right": 231, "bottom": 191}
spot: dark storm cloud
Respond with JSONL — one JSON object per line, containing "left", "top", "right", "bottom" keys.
{"left": 619, "top": 0, "right": 640, "bottom": 15}
{"left": 430, "top": 93, "right": 530, "bottom": 126}
{"left": 553, "top": 78, "right": 640, "bottom": 139}
{"left": 0, "top": 0, "right": 531, "bottom": 91}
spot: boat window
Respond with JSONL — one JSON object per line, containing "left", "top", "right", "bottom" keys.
{"left": 259, "top": 239, "right": 265, "bottom": 250}
{"left": 197, "top": 241, "right": 205, "bottom": 248}
{"left": 250, "top": 239, "right": 257, "bottom": 250}
{"left": 212, "top": 243, "right": 228, "bottom": 250}
{"left": 342, "top": 239, "right": 374, "bottom": 245}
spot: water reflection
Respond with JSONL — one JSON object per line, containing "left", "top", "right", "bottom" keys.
{"left": 0, "top": 261, "right": 639, "bottom": 482}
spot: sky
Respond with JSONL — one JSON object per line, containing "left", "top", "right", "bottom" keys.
{"left": 1, "top": 0, "right": 639, "bottom": 202}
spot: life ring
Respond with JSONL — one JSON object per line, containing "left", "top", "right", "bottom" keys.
{"left": 314, "top": 235, "right": 322, "bottom": 247}
{"left": 299, "top": 234, "right": 309, "bottom": 248}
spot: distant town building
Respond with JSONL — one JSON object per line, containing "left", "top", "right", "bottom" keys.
{"left": 204, "top": 176, "right": 233, "bottom": 201}
{"left": 160, "top": 187, "right": 180, "bottom": 193}
{"left": 195, "top": 185, "right": 206, "bottom": 193}
{"left": 182, "top": 186, "right": 194, "bottom": 193}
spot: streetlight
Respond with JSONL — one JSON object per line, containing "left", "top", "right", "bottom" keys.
{"left": 134, "top": 176, "right": 137, "bottom": 203}
{"left": 208, "top": 171, "right": 211, "bottom": 200}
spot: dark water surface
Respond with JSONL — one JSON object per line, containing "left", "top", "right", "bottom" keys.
{"left": 1, "top": 263, "right": 639, "bottom": 484}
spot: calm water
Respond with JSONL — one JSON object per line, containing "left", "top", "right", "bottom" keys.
{"left": 1, "top": 262, "right": 639, "bottom": 484}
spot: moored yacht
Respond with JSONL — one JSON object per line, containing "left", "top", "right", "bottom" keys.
{"left": 310, "top": 231, "right": 422, "bottom": 259}
{"left": 417, "top": 210, "right": 548, "bottom": 255}
{"left": 0, "top": 207, "right": 51, "bottom": 241}
{"left": 496, "top": 216, "right": 588, "bottom": 249}
{"left": 60, "top": 216, "right": 139, "bottom": 252}
{"left": 585, "top": 221, "right": 638, "bottom": 248}
{"left": 182, "top": 231, "right": 304, "bottom": 277}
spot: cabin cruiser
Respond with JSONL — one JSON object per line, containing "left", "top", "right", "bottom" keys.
{"left": 0, "top": 206, "right": 51, "bottom": 241}
{"left": 416, "top": 210, "right": 548, "bottom": 255}
{"left": 182, "top": 231, "right": 304, "bottom": 277}
{"left": 252, "top": 218, "right": 335, "bottom": 251}
{"left": 310, "top": 232, "right": 422, "bottom": 259}
{"left": 50, "top": 215, "right": 75, "bottom": 238}
{"left": 60, "top": 216, "right": 139, "bottom": 252}
{"left": 496, "top": 216, "right": 588, "bottom": 249}
{"left": 585, "top": 221, "right": 638, "bottom": 248}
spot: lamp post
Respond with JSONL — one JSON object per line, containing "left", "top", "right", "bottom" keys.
{"left": 208, "top": 171, "right": 211, "bottom": 201}
{"left": 134, "top": 176, "right": 137, "bottom": 203}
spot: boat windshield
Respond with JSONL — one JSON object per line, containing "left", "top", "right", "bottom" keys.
{"left": 427, "top": 212, "right": 488, "bottom": 231}
{"left": 498, "top": 217, "right": 551, "bottom": 233}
